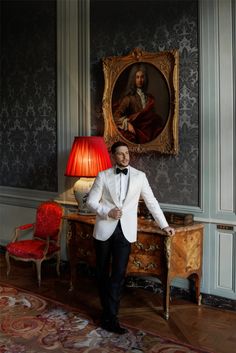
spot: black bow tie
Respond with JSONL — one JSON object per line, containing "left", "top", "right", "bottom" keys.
{"left": 116, "top": 167, "right": 128, "bottom": 175}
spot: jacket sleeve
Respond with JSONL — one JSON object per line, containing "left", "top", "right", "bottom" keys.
{"left": 140, "top": 174, "right": 169, "bottom": 229}
{"left": 86, "top": 172, "right": 111, "bottom": 219}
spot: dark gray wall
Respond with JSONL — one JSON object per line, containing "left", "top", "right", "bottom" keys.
{"left": 0, "top": 0, "right": 199, "bottom": 205}
{"left": 0, "top": 0, "right": 57, "bottom": 192}
{"left": 90, "top": 0, "right": 199, "bottom": 206}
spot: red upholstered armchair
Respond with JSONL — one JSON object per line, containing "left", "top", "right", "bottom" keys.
{"left": 5, "top": 200, "right": 64, "bottom": 286}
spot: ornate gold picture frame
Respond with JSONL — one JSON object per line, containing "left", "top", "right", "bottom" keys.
{"left": 102, "top": 48, "right": 179, "bottom": 154}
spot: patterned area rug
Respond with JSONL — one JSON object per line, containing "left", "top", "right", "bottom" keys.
{"left": 0, "top": 284, "right": 214, "bottom": 353}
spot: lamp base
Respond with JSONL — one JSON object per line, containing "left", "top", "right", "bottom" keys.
{"left": 73, "top": 177, "right": 96, "bottom": 215}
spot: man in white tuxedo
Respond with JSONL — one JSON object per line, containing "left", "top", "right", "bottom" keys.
{"left": 86, "top": 141, "right": 175, "bottom": 334}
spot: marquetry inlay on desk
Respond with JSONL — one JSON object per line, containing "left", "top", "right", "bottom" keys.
{"left": 64, "top": 213, "right": 204, "bottom": 320}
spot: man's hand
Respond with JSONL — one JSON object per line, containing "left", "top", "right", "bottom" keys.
{"left": 163, "top": 226, "right": 175, "bottom": 236}
{"left": 108, "top": 207, "right": 122, "bottom": 220}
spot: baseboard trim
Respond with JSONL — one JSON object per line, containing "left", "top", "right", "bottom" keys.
{"left": 125, "top": 276, "right": 236, "bottom": 312}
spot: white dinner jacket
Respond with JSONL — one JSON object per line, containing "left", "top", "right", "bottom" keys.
{"left": 86, "top": 166, "right": 169, "bottom": 243}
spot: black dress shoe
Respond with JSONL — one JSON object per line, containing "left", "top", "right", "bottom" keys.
{"left": 101, "top": 319, "right": 128, "bottom": 335}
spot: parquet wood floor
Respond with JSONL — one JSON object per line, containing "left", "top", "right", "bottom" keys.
{"left": 0, "top": 254, "right": 235, "bottom": 353}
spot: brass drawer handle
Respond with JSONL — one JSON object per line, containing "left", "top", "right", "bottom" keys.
{"left": 134, "top": 241, "right": 159, "bottom": 251}
{"left": 79, "top": 232, "right": 91, "bottom": 239}
{"left": 133, "top": 259, "right": 158, "bottom": 270}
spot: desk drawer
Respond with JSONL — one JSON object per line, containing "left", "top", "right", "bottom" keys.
{"left": 127, "top": 253, "right": 162, "bottom": 276}
{"left": 131, "top": 232, "right": 163, "bottom": 254}
{"left": 70, "top": 222, "right": 96, "bottom": 266}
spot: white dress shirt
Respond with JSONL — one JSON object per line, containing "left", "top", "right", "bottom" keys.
{"left": 115, "top": 166, "right": 129, "bottom": 207}
{"left": 137, "top": 88, "right": 146, "bottom": 108}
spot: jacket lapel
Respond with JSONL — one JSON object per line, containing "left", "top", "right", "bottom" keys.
{"left": 107, "top": 166, "right": 139, "bottom": 208}
{"left": 123, "top": 167, "right": 138, "bottom": 206}
{"left": 107, "top": 168, "right": 120, "bottom": 207}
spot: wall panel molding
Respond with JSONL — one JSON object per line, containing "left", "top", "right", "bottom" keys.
{"left": 57, "top": 0, "right": 79, "bottom": 203}
{"left": 78, "top": 0, "right": 91, "bottom": 135}
{"left": 200, "top": 0, "right": 236, "bottom": 222}
{"left": 218, "top": 0, "right": 234, "bottom": 213}
{"left": 233, "top": 0, "right": 236, "bottom": 215}
{"left": 199, "top": 0, "right": 218, "bottom": 220}
{"left": 211, "top": 227, "right": 236, "bottom": 299}
{"left": 57, "top": 0, "right": 90, "bottom": 204}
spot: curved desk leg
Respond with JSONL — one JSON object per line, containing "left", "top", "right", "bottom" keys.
{"left": 66, "top": 222, "right": 76, "bottom": 292}
{"left": 193, "top": 273, "right": 202, "bottom": 305}
{"left": 163, "top": 280, "right": 170, "bottom": 320}
{"left": 163, "top": 236, "right": 172, "bottom": 320}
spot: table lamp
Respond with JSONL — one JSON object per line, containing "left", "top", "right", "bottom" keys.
{"left": 65, "top": 136, "right": 112, "bottom": 214}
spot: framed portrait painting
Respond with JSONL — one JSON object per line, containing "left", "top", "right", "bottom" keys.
{"left": 102, "top": 48, "right": 179, "bottom": 154}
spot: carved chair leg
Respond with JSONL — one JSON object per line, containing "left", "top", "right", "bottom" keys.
{"left": 5, "top": 251, "right": 11, "bottom": 277}
{"left": 35, "top": 260, "right": 42, "bottom": 287}
{"left": 56, "top": 254, "right": 60, "bottom": 277}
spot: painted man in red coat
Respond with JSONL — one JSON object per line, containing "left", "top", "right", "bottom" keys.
{"left": 113, "top": 64, "right": 164, "bottom": 144}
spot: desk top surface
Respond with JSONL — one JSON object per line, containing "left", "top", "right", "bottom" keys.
{"left": 63, "top": 213, "right": 204, "bottom": 236}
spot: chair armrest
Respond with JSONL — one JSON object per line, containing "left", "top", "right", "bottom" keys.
{"left": 17, "top": 223, "right": 35, "bottom": 231}
{"left": 12, "top": 223, "right": 35, "bottom": 242}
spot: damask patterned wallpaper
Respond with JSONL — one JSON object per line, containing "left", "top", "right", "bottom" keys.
{"left": 0, "top": 0, "right": 57, "bottom": 192}
{"left": 90, "top": 0, "right": 199, "bottom": 206}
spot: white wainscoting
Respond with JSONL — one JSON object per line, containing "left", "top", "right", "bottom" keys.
{"left": 211, "top": 226, "right": 236, "bottom": 298}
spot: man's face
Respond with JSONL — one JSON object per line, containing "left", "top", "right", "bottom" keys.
{"left": 135, "top": 70, "right": 145, "bottom": 88}
{"left": 114, "top": 146, "right": 130, "bottom": 167}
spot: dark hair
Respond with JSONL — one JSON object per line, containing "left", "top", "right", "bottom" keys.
{"left": 111, "top": 141, "right": 129, "bottom": 154}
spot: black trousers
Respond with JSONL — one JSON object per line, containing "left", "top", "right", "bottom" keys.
{"left": 94, "top": 221, "right": 131, "bottom": 321}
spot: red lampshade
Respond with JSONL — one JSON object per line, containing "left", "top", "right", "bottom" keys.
{"left": 65, "top": 136, "right": 112, "bottom": 177}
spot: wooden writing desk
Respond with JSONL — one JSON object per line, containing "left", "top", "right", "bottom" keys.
{"left": 64, "top": 213, "right": 203, "bottom": 320}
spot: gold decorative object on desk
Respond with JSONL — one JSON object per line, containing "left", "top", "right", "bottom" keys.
{"left": 138, "top": 200, "right": 194, "bottom": 225}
